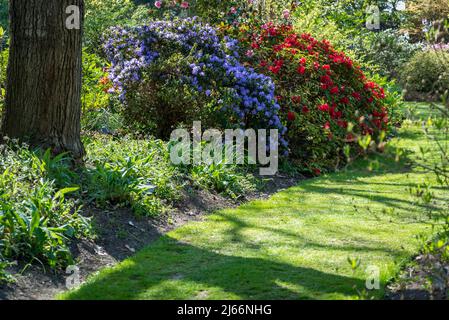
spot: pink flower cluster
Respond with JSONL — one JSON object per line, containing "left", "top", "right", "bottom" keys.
{"left": 155, "top": 1, "right": 189, "bottom": 9}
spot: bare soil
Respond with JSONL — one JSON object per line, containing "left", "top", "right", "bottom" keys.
{"left": 386, "top": 253, "right": 449, "bottom": 300}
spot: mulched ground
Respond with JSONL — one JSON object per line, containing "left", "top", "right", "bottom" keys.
{"left": 0, "top": 173, "right": 301, "bottom": 300}
{"left": 386, "top": 253, "right": 449, "bottom": 300}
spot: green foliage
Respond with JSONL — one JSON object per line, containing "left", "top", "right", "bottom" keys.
{"left": 293, "top": 4, "right": 352, "bottom": 52}
{"left": 0, "top": 142, "right": 91, "bottom": 270}
{"left": 187, "top": 161, "right": 257, "bottom": 200}
{"left": 142, "top": 0, "right": 252, "bottom": 23}
{"left": 296, "top": 0, "right": 406, "bottom": 31}
{"left": 403, "top": 0, "right": 449, "bottom": 42}
{"left": 413, "top": 96, "right": 449, "bottom": 261}
{"left": 80, "top": 50, "right": 122, "bottom": 132}
{"left": 82, "top": 50, "right": 110, "bottom": 113}
{"left": 120, "top": 53, "right": 214, "bottom": 139}
{"left": 0, "top": 132, "right": 261, "bottom": 280}
{"left": 400, "top": 50, "right": 449, "bottom": 101}
{"left": 83, "top": 135, "right": 181, "bottom": 216}
{"left": 0, "top": 0, "right": 7, "bottom": 34}
{"left": 368, "top": 73, "right": 404, "bottom": 127}
{"left": 34, "top": 149, "right": 79, "bottom": 188}
{"left": 82, "top": 134, "right": 260, "bottom": 214}
{"left": 84, "top": 0, "right": 138, "bottom": 53}
{"left": 350, "top": 30, "right": 422, "bottom": 79}
{"left": 0, "top": 258, "right": 13, "bottom": 283}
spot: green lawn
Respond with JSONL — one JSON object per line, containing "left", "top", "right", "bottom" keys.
{"left": 61, "top": 103, "right": 446, "bottom": 300}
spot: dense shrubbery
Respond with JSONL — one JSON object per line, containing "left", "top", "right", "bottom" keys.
{"left": 103, "top": 17, "right": 287, "bottom": 147}
{"left": 225, "top": 22, "right": 391, "bottom": 170}
{"left": 84, "top": 0, "right": 138, "bottom": 53}
{"left": 400, "top": 50, "right": 449, "bottom": 101}
{"left": 290, "top": 0, "right": 417, "bottom": 79}
{"left": 349, "top": 30, "right": 422, "bottom": 79}
{"left": 143, "top": 0, "right": 254, "bottom": 23}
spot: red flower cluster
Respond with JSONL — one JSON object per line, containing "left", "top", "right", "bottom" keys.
{"left": 226, "top": 21, "right": 391, "bottom": 168}
{"left": 268, "top": 59, "right": 284, "bottom": 74}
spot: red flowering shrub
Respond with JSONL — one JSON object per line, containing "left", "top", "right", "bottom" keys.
{"left": 224, "top": 23, "right": 390, "bottom": 170}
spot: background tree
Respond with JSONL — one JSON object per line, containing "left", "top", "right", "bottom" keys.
{"left": 403, "top": 0, "right": 449, "bottom": 42}
{"left": 1, "top": 0, "right": 85, "bottom": 158}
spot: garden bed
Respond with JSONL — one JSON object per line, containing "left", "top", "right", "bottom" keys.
{"left": 387, "top": 253, "right": 449, "bottom": 300}
{"left": 0, "top": 173, "right": 301, "bottom": 300}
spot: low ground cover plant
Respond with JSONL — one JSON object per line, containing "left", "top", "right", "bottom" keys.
{"left": 0, "top": 142, "right": 91, "bottom": 273}
{"left": 82, "top": 134, "right": 182, "bottom": 216}
{"left": 0, "top": 133, "right": 263, "bottom": 282}
{"left": 82, "top": 134, "right": 261, "bottom": 212}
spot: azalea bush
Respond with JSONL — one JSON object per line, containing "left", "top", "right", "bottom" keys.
{"left": 225, "top": 22, "right": 391, "bottom": 170}
{"left": 103, "top": 17, "right": 287, "bottom": 147}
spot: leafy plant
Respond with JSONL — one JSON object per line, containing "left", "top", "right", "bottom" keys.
{"left": 0, "top": 142, "right": 91, "bottom": 270}
{"left": 32, "top": 149, "right": 78, "bottom": 188}
{"left": 83, "top": 135, "right": 181, "bottom": 216}
{"left": 188, "top": 161, "right": 257, "bottom": 199}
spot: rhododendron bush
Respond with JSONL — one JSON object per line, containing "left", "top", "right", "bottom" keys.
{"left": 224, "top": 23, "right": 391, "bottom": 170}
{"left": 103, "top": 18, "right": 287, "bottom": 146}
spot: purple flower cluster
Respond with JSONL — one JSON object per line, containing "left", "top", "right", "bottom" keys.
{"left": 104, "top": 17, "right": 288, "bottom": 149}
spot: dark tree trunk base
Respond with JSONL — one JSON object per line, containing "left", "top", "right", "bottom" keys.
{"left": 1, "top": 0, "right": 85, "bottom": 159}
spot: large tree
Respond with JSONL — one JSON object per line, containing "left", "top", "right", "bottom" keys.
{"left": 1, "top": 0, "right": 84, "bottom": 158}
{"left": 404, "top": 0, "right": 449, "bottom": 42}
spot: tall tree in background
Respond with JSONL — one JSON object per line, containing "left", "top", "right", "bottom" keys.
{"left": 1, "top": 0, "right": 85, "bottom": 158}
{"left": 404, "top": 0, "right": 449, "bottom": 42}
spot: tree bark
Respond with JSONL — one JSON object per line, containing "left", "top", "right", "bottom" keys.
{"left": 1, "top": 0, "right": 84, "bottom": 158}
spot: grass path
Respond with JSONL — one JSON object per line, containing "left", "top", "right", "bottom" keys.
{"left": 61, "top": 103, "right": 446, "bottom": 300}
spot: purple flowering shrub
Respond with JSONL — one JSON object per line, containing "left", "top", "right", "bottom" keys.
{"left": 104, "top": 17, "right": 287, "bottom": 148}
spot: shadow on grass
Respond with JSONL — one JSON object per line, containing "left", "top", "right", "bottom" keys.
{"left": 64, "top": 235, "right": 367, "bottom": 300}
{"left": 64, "top": 153, "right": 428, "bottom": 300}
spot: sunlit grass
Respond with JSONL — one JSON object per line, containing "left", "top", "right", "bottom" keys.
{"left": 60, "top": 103, "right": 447, "bottom": 300}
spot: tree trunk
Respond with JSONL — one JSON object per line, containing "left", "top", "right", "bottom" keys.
{"left": 1, "top": 0, "right": 84, "bottom": 159}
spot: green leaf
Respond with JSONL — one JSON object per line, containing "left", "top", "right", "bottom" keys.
{"left": 55, "top": 187, "right": 80, "bottom": 199}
